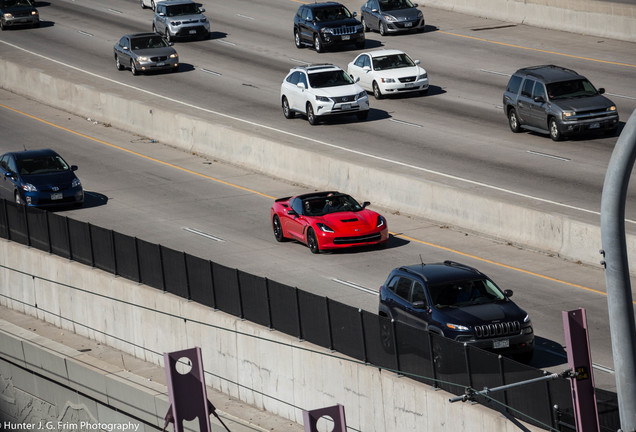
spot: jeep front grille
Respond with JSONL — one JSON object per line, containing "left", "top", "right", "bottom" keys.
{"left": 332, "top": 26, "right": 358, "bottom": 36}
{"left": 474, "top": 321, "right": 521, "bottom": 338}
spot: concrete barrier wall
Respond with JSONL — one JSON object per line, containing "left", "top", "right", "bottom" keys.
{"left": 2, "top": 59, "right": 634, "bottom": 271}
{"left": 0, "top": 239, "right": 543, "bottom": 432}
{"left": 419, "top": 0, "right": 636, "bottom": 43}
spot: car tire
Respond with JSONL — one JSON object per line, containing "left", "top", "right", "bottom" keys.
{"left": 294, "top": 29, "right": 302, "bottom": 48}
{"left": 313, "top": 34, "right": 323, "bottom": 53}
{"left": 115, "top": 55, "right": 124, "bottom": 71}
{"left": 130, "top": 60, "right": 138, "bottom": 76}
{"left": 151, "top": 0, "right": 156, "bottom": 11}
{"left": 380, "top": 22, "right": 387, "bottom": 36}
{"left": 282, "top": 97, "right": 295, "bottom": 119}
{"left": 361, "top": 17, "right": 369, "bottom": 32}
{"left": 140, "top": 0, "right": 146, "bottom": 9}
{"left": 357, "top": 111, "right": 369, "bottom": 121}
{"left": 373, "top": 81, "right": 383, "bottom": 100}
{"left": 307, "top": 228, "right": 320, "bottom": 254}
{"left": 432, "top": 341, "right": 445, "bottom": 373}
{"left": 508, "top": 108, "right": 521, "bottom": 133}
{"left": 549, "top": 117, "right": 562, "bottom": 141}
{"left": 0, "top": 20, "right": 5, "bottom": 31}
{"left": 272, "top": 215, "right": 286, "bottom": 242}
{"left": 165, "top": 29, "right": 173, "bottom": 43}
{"left": 379, "top": 317, "right": 395, "bottom": 353}
{"left": 306, "top": 103, "right": 318, "bottom": 125}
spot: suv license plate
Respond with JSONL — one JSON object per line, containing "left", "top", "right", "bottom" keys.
{"left": 590, "top": 122, "right": 600, "bottom": 129}
{"left": 189, "top": 30, "right": 197, "bottom": 34}
{"left": 341, "top": 35, "right": 350, "bottom": 40}
{"left": 493, "top": 339, "right": 509, "bottom": 349}
{"left": 341, "top": 103, "right": 351, "bottom": 110}
{"left": 51, "top": 193, "right": 63, "bottom": 200}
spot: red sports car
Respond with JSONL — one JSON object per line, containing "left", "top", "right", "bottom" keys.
{"left": 270, "top": 191, "right": 389, "bottom": 253}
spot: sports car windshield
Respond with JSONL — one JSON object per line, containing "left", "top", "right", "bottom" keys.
{"left": 309, "top": 70, "right": 354, "bottom": 88}
{"left": 546, "top": 79, "right": 598, "bottom": 100}
{"left": 429, "top": 279, "right": 505, "bottom": 308}
{"left": 372, "top": 54, "right": 416, "bottom": 71}
{"left": 303, "top": 194, "right": 363, "bottom": 216}
{"left": 379, "top": 0, "right": 415, "bottom": 11}
{"left": 16, "top": 155, "right": 70, "bottom": 175}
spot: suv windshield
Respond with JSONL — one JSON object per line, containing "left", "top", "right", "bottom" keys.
{"left": 313, "top": 6, "right": 351, "bottom": 21}
{"left": 0, "top": 0, "right": 33, "bottom": 6}
{"left": 165, "top": 3, "right": 198, "bottom": 16}
{"left": 546, "top": 79, "right": 598, "bottom": 100}
{"left": 372, "top": 54, "right": 415, "bottom": 70}
{"left": 308, "top": 70, "right": 354, "bottom": 88}
{"left": 429, "top": 278, "right": 505, "bottom": 308}
{"left": 379, "top": 0, "right": 415, "bottom": 11}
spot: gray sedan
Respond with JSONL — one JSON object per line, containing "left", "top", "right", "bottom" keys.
{"left": 360, "top": 0, "right": 424, "bottom": 36}
{"left": 113, "top": 33, "right": 179, "bottom": 75}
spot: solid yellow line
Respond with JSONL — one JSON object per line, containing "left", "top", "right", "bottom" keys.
{"left": 0, "top": 103, "right": 613, "bottom": 301}
{"left": 439, "top": 31, "right": 636, "bottom": 68}
{"left": 0, "top": 103, "right": 276, "bottom": 200}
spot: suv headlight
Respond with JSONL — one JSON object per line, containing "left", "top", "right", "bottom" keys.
{"left": 169, "top": 20, "right": 182, "bottom": 26}
{"left": 446, "top": 323, "right": 470, "bottom": 331}
{"left": 562, "top": 111, "right": 575, "bottom": 120}
{"left": 356, "top": 91, "right": 367, "bottom": 99}
{"left": 608, "top": 105, "right": 617, "bottom": 112}
{"left": 315, "top": 95, "right": 331, "bottom": 102}
{"left": 317, "top": 223, "right": 335, "bottom": 233}
{"left": 4, "top": 13, "right": 14, "bottom": 19}
{"left": 22, "top": 183, "right": 37, "bottom": 192}
{"left": 320, "top": 27, "right": 334, "bottom": 35}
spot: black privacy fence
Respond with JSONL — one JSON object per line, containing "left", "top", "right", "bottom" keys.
{"left": 0, "top": 200, "right": 620, "bottom": 431}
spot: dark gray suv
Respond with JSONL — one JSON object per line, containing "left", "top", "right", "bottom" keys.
{"left": 503, "top": 65, "right": 619, "bottom": 141}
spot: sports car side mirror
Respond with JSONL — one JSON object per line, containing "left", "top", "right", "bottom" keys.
{"left": 287, "top": 209, "right": 298, "bottom": 217}
{"left": 362, "top": 201, "right": 370, "bottom": 208}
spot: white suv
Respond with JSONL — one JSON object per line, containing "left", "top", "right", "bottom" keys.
{"left": 280, "top": 64, "right": 369, "bottom": 125}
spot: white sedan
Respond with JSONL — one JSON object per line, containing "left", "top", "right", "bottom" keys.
{"left": 347, "top": 49, "right": 429, "bottom": 99}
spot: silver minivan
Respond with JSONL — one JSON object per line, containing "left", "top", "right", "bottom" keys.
{"left": 152, "top": 0, "right": 210, "bottom": 42}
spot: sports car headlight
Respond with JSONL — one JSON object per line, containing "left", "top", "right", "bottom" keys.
{"left": 72, "top": 178, "right": 82, "bottom": 188}
{"left": 21, "top": 183, "right": 37, "bottom": 192}
{"left": 316, "top": 95, "right": 331, "bottom": 102}
{"left": 316, "top": 223, "right": 335, "bottom": 233}
{"left": 376, "top": 215, "right": 385, "bottom": 228}
{"left": 356, "top": 91, "right": 367, "bottom": 99}
{"left": 380, "top": 78, "right": 395, "bottom": 83}
{"left": 382, "top": 14, "right": 397, "bottom": 22}
{"left": 446, "top": 323, "right": 470, "bottom": 331}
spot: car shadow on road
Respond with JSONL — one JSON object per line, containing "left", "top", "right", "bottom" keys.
{"left": 320, "top": 233, "right": 409, "bottom": 255}
{"left": 208, "top": 31, "right": 228, "bottom": 40}
{"left": 528, "top": 336, "right": 568, "bottom": 368}
{"left": 79, "top": 191, "right": 109, "bottom": 209}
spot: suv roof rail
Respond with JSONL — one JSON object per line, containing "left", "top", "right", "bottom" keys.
{"left": 521, "top": 64, "right": 579, "bottom": 79}
{"left": 443, "top": 260, "right": 482, "bottom": 274}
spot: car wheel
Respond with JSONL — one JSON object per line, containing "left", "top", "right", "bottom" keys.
{"left": 357, "top": 111, "right": 369, "bottom": 121}
{"left": 272, "top": 215, "right": 286, "bottom": 242}
{"left": 0, "top": 20, "right": 5, "bottom": 31}
{"left": 306, "top": 103, "right": 318, "bottom": 125}
{"left": 313, "top": 34, "right": 323, "bottom": 53}
{"left": 307, "top": 228, "right": 320, "bottom": 254}
{"left": 379, "top": 317, "right": 394, "bottom": 352}
{"left": 115, "top": 55, "right": 124, "bottom": 71}
{"left": 131, "top": 60, "right": 138, "bottom": 76}
{"left": 294, "top": 29, "right": 302, "bottom": 48}
{"left": 151, "top": 0, "right": 156, "bottom": 11}
{"left": 549, "top": 117, "right": 562, "bottom": 141}
{"left": 432, "top": 342, "right": 444, "bottom": 373}
{"left": 508, "top": 108, "right": 521, "bottom": 133}
{"left": 373, "top": 81, "right": 383, "bottom": 100}
{"left": 361, "top": 17, "right": 369, "bottom": 32}
{"left": 380, "top": 22, "right": 387, "bottom": 36}
{"left": 140, "top": 0, "right": 146, "bottom": 9}
{"left": 165, "top": 29, "right": 173, "bottom": 43}
{"left": 282, "top": 97, "right": 294, "bottom": 119}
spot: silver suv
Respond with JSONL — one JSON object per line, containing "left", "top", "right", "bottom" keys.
{"left": 152, "top": 0, "right": 210, "bottom": 42}
{"left": 503, "top": 65, "right": 619, "bottom": 141}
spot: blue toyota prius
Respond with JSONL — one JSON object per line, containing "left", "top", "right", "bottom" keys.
{"left": 0, "top": 149, "right": 84, "bottom": 207}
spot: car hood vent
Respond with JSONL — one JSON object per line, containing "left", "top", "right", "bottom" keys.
{"left": 341, "top": 218, "right": 359, "bottom": 223}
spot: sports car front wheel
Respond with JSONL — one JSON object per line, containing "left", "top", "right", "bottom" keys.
{"left": 307, "top": 228, "right": 320, "bottom": 254}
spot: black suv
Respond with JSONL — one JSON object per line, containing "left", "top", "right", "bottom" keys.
{"left": 293, "top": 2, "right": 365, "bottom": 53}
{"left": 378, "top": 261, "right": 534, "bottom": 361}
{"left": 503, "top": 65, "right": 619, "bottom": 141}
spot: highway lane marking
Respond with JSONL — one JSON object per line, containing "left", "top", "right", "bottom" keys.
{"left": 480, "top": 69, "right": 511, "bottom": 77}
{"left": 536, "top": 346, "right": 615, "bottom": 374}
{"left": 606, "top": 92, "right": 636, "bottom": 101}
{"left": 236, "top": 14, "right": 255, "bottom": 20}
{"left": 1, "top": 101, "right": 632, "bottom": 305}
{"left": 389, "top": 118, "right": 423, "bottom": 128}
{"left": 440, "top": 31, "right": 636, "bottom": 69}
{"left": 200, "top": 68, "right": 222, "bottom": 76}
{"left": 77, "top": 31, "right": 94, "bottom": 37}
{"left": 107, "top": 8, "right": 123, "bottom": 14}
{"left": 216, "top": 40, "right": 236, "bottom": 46}
{"left": 526, "top": 151, "right": 570, "bottom": 162}
{"left": 331, "top": 278, "right": 378, "bottom": 295}
{"left": 1, "top": 39, "right": 632, "bottom": 227}
{"left": 183, "top": 227, "right": 225, "bottom": 242}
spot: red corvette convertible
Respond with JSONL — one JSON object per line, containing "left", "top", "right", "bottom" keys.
{"left": 270, "top": 191, "right": 389, "bottom": 254}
